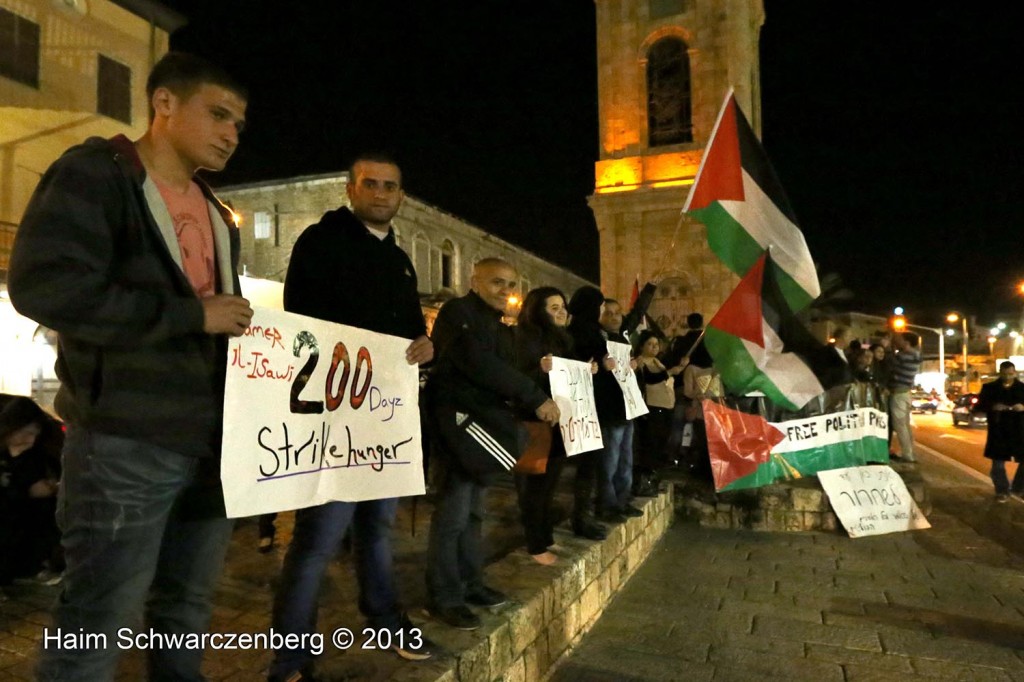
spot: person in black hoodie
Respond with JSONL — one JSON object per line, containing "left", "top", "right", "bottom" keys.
{"left": 567, "top": 286, "right": 621, "bottom": 535}
{"left": 271, "top": 153, "right": 435, "bottom": 676}
{"left": 0, "top": 396, "right": 63, "bottom": 591}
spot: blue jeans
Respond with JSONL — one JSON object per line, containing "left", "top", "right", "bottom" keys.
{"left": 270, "top": 498, "right": 401, "bottom": 678}
{"left": 598, "top": 421, "right": 634, "bottom": 511}
{"left": 990, "top": 459, "right": 1024, "bottom": 495}
{"left": 38, "top": 429, "right": 233, "bottom": 682}
{"left": 426, "top": 459, "right": 485, "bottom": 608}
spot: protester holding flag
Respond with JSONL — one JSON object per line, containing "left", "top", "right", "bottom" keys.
{"left": 512, "top": 287, "right": 573, "bottom": 566}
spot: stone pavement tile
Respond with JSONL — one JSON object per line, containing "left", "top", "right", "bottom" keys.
{"left": 796, "top": 594, "right": 866, "bottom": 615}
{"left": 773, "top": 576, "right": 836, "bottom": 597}
{"left": 707, "top": 632, "right": 805, "bottom": 657}
{"left": 838, "top": 665, "right": 917, "bottom": 682}
{"left": 752, "top": 614, "right": 882, "bottom": 651}
{"left": 578, "top": 619, "right": 711, "bottom": 661}
{"left": 706, "top": 646, "right": 844, "bottom": 681}
{"left": 717, "top": 597, "right": 823, "bottom": 625}
{"left": 804, "top": 642, "right": 914, "bottom": 672}
{"left": 596, "top": 603, "right": 751, "bottom": 639}
{"left": 880, "top": 629, "right": 1024, "bottom": 671}
{"left": 823, "top": 609, "right": 934, "bottom": 637}
{"left": 548, "top": 643, "right": 715, "bottom": 682}
{"left": 910, "top": 657, "right": 1017, "bottom": 681}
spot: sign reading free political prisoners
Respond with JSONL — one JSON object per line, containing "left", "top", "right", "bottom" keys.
{"left": 818, "top": 466, "right": 930, "bottom": 538}
{"left": 549, "top": 356, "right": 604, "bottom": 456}
{"left": 606, "top": 341, "right": 649, "bottom": 420}
{"left": 220, "top": 307, "right": 424, "bottom": 518}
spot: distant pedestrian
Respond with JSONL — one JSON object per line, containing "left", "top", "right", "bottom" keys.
{"left": 888, "top": 332, "right": 921, "bottom": 462}
{"left": 976, "top": 361, "right": 1024, "bottom": 502}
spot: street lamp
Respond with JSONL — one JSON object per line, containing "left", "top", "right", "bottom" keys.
{"left": 947, "top": 312, "right": 969, "bottom": 394}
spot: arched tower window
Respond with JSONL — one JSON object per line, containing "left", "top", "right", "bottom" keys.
{"left": 440, "top": 240, "right": 457, "bottom": 289}
{"left": 646, "top": 37, "right": 692, "bottom": 147}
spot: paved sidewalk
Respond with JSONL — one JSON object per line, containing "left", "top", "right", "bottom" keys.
{"left": 551, "top": 449, "right": 1024, "bottom": 681}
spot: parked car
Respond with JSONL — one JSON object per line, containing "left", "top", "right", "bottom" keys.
{"left": 910, "top": 391, "right": 939, "bottom": 414}
{"left": 951, "top": 393, "right": 987, "bottom": 428}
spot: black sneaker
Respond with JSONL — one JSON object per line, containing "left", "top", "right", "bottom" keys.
{"left": 391, "top": 614, "right": 434, "bottom": 661}
{"left": 466, "top": 585, "right": 507, "bottom": 608}
{"left": 572, "top": 518, "right": 608, "bottom": 541}
{"left": 424, "top": 604, "right": 481, "bottom": 630}
{"left": 619, "top": 505, "right": 644, "bottom": 518}
{"left": 598, "top": 509, "right": 627, "bottom": 524}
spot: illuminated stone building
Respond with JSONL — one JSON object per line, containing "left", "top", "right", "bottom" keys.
{"left": 588, "top": 0, "right": 764, "bottom": 336}
{"left": 218, "top": 173, "right": 595, "bottom": 330}
{"left": 0, "top": 0, "right": 182, "bottom": 273}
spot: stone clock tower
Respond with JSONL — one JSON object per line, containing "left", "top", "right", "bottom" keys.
{"left": 588, "top": 0, "right": 764, "bottom": 336}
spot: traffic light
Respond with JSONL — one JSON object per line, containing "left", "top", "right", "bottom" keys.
{"left": 891, "top": 315, "right": 907, "bottom": 332}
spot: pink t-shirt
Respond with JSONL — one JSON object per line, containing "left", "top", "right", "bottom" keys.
{"left": 154, "top": 178, "right": 217, "bottom": 298}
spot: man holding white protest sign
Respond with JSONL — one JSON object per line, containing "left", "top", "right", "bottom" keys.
{"left": 268, "top": 154, "right": 434, "bottom": 679}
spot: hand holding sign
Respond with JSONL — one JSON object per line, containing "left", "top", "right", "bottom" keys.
{"left": 549, "top": 356, "right": 604, "bottom": 456}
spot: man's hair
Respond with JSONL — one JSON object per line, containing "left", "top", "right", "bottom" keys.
{"left": 687, "top": 312, "right": 703, "bottom": 329}
{"left": 474, "top": 257, "right": 515, "bottom": 273}
{"left": 349, "top": 152, "right": 402, "bottom": 183}
{"left": 901, "top": 331, "right": 920, "bottom": 348}
{"left": 1000, "top": 360, "right": 1017, "bottom": 371}
{"left": 603, "top": 298, "right": 620, "bottom": 307}
{"left": 146, "top": 52, "right": 248, "bottom": 121}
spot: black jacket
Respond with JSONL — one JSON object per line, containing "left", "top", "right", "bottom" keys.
{"left": 284, "top": 207, "right": 425, "bottom": 339}
{"left": 430, "top": 291, "right": 547, "bottom": 414}
{"left": 9, "top": 136, "right": 240, "bottom": 458}
{"left": 977, "top": 378, "right": 1024, "bottom": 461}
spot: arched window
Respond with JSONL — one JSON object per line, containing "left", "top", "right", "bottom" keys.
{"left": 413, "top": 234, "right": 431, "bottom": 293}
{"left": 440, "top": 240, "right": 457, "bottom": 289}
{"left": 646, "top": 37, "right": 692, "bottom": 147}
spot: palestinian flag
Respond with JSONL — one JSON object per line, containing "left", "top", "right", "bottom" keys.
{"left": 704, "top": 401, "right": 889, "bottom": 492}
{"left": 705, "top": 251, "right": 846, "bottom": 411}
{"left": 683, "top": 89, "right": 819, "bottom": 312}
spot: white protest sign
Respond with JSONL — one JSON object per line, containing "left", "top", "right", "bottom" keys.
{"left": 607, "top": 340, "right": 649, "bottom": 420}
{"left": 818, "top": 465, "right": 930, "bottom": 538}
{"left": 549, "top": 356, "right": 604, "bottom": 456}
{"left": 220, "top": 307, "right": 424, "bottom": 518}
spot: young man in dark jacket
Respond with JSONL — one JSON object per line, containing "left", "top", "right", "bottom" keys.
{"left": 425, "top": 258, "right": 559, "bottom": 630}
{"left": 270, "top": 154, "right": 435, "bottom": 678}
{"left": 9, "top": 53, "right": 253, "bottom": 681}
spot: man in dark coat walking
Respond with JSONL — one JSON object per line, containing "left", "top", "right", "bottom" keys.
{"left": 976, "top": 361, "right": 1024, "bottom": 502}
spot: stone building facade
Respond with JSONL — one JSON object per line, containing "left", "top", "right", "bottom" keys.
{"left": 0, "top": 0, "right": 181, "bottom": 272}
{"left": 588, "top": 0, "right": 764, "bottom": 336}
{"left": 217, "top": 173, "right": 595, "bottom": 328}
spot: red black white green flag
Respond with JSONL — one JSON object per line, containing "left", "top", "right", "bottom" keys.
{"left": 704, "top": 401, "right": 889, "bottom": 492}
{"left": 683, "top": 89, "right": 819, "bottom": 312}
{"left": 704, "top": 251, "right": 847, "bottom": 412}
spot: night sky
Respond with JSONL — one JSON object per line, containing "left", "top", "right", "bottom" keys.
{"left": 163, "top": 1, "right": 1024, "bottom": 330}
